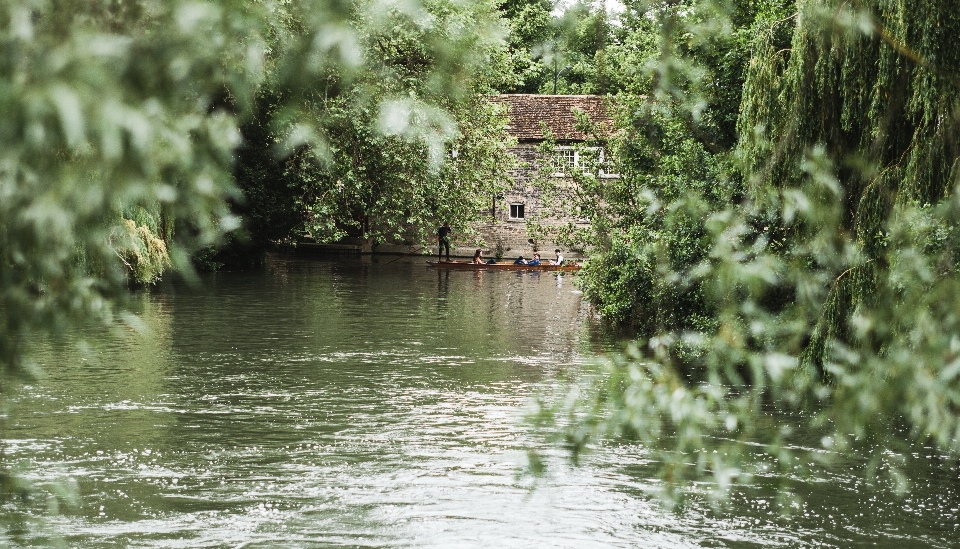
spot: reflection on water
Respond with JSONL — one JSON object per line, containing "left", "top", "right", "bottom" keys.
{"left": 7, "top": 254, "right": 960, "bottom": 548}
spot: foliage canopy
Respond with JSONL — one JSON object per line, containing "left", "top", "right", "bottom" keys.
{"left": 224, "top": 0, "right": 514, "bottom": 256}
{"left": 536, "top": 0, "right": 960, "bottom": 505}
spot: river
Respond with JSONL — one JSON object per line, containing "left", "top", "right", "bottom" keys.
{"left": 5, "top": 254, "right": 958, "bottom": 547}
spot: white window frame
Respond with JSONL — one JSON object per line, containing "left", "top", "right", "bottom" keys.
{"left": 551, "top": 147, "right": 577, "bottom": 177}
{"left": 508, "top": 203, "right": 525, "bottom": 221}
{"left": 551, "top": 146, "right": 619, "bottom": 178}
{"left": 598, "top": 147, "right": 619, "bottom": 179}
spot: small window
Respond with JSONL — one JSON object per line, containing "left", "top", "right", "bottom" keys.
{"left": 509, "top": 203, "right": 525, "bottom": 220}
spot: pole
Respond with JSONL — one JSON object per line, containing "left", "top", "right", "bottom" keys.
{"left": 554, "top": 64, "right": 571, "bottom": 94}
{"left": 385, "top": 246, "right": 423, "bottom": 265}
{"left": 553, "top": 55, "right": 558, "bottom": 94}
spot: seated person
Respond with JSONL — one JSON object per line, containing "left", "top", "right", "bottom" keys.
{"left": 472, "top": 249, "right": 484, "bottom": 264}
{"left": 552, "top": 248, "right": 564, "bottom": 265}
{"left": 527, "top": 253, "right": 541, "bottom": 266}
{"left": 513, "top": 256, "right": 526, "bottom": 265}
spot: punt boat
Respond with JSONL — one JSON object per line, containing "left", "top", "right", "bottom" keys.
{"left": 427, "top": 260, "right": 580, "bottom": 272}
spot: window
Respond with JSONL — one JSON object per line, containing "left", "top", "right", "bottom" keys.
{"left": 551, "top": 146, "right": 619, "bottom": 178}
{"left": 509, "top": 203, "right": 525, "bottom": 220}
{"left": 598, "top": 148, "right": 619, "bottom": 178}
{"left": 552, "top": 148, "right": 576, "bottom": 175}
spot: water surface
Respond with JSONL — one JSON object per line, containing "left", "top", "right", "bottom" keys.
{"left": 6, "top": 254, "right": 959, "bottom": 547}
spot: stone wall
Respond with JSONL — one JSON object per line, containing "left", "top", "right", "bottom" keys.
{"left": 337, "top": 140, "right": 588, "bottom": 260}
{"left": 473, "top": 142, "right": 580, "bottom": 259}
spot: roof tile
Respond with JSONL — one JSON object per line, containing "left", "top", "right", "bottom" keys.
{"left": 489, "top": 94, "right": 612, "bottom": 141}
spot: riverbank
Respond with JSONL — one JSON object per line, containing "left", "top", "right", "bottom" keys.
{"left": 278, "top": 240, "right": 582, "bottom": 261}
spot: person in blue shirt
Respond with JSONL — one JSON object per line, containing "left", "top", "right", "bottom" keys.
{"left": 526, "top": 253, "right": 541, "bottom": 265}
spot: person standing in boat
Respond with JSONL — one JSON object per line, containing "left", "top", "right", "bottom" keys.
{"left": 552, "top": 249, "right": 564, "bottom": 265}
{"left": 437, "top": 222, "right": 452, "bottom": 261}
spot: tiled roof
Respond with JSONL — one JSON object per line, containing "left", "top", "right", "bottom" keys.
{"left": 489, "top": 94, "right": 612, "bottom": 141}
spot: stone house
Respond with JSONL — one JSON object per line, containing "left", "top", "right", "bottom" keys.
{"left": 295, "top": 94, "right": 615, "bottom": 259}
{"left": 478, "top": 94, "right": 615, "bottom": 259}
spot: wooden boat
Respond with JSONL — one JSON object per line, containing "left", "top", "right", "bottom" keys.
{"left": 427, "top": 260, "right": 580, "bottom": 272}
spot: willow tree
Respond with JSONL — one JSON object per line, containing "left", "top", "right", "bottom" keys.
{"left": 738, "top": 0, "right": 960, "bottom": 367}
{"left": 548, "top": 0, "right": 782, "bottom": 334}
{"left": 544, "top": 0, "right": 960, "bottom": 504}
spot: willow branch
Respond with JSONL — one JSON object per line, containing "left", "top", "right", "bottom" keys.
{"left": 851, "top": 0, "right": 960, "bottom": 90}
